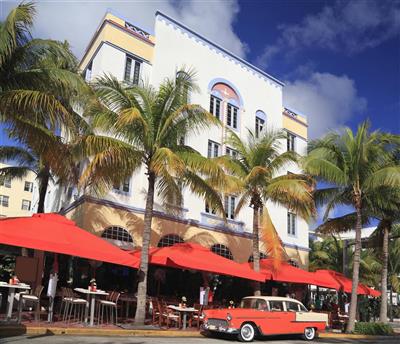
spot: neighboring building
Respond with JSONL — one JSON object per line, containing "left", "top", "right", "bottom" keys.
{"left": 53, "top": 11, "right": 310, "bottom": 267}
{"left": 0, "top": 163, "right": 37, "bottom": 217}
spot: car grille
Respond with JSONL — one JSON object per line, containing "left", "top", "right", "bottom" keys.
{"left": 207, "top": 318, "right": 228, "bottom": 328}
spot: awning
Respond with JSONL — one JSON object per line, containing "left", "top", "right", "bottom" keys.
{"left": 364, "top": 286, "right": 381, "bottom": 297}
{"left": 314, "top": 269, "right": 372, "bottom": 295}
{"left": 130, "top": 243, "right": 265, "bottom": 282}
{"left": 0, "top": 213, "right": 139, "bottom": 268}
{"left": 248, "top": 259, "right": 329, "bottom": 286}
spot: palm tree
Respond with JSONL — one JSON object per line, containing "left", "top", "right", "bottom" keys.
{"left": 80, "top": 71, "right": 224, "bottom": 325}
{"left": 0, "top": 2, "right": 88, "bottom": 130}
{"left": 304, "top": 121, "right": 400, "bottom": 332}
{"left": 215, "top": 129, "right": 315, "bottom": 295}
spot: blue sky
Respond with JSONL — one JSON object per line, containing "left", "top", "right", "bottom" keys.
{"left": 1, "top": 0, "right": 399, "bottom": 226}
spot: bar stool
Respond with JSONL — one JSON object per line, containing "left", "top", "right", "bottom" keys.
{"left": 97, "top": 291, "right": 120, "bottom": 325}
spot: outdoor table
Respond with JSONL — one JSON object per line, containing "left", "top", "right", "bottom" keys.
{"left": 0, "top": 281, "right": 30, "bottom": 322}
{"left": 168, "top": 305, "right": 197, "bottom": 330}
{"left": 74, "top": 288, "right": 108, "bottom": 327}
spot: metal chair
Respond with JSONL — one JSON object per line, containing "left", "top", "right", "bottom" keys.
{"left": 159, "top": 301, "right": 180, "bottom": 328}
{"left": 192, "top": 303, "right": 204, "bottom": 329}
{"left": 61, "top": 287, "right": 87, "bottom": 324}
{"left": 18, "top": 285, "right": 44, "bottom": 322}
{"left": 97, "top": 291, "right": 120, "bottom": 325}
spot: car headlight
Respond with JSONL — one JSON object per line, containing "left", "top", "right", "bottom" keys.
{"left": 226, "top": 313, "right": 232, "bottom": 321}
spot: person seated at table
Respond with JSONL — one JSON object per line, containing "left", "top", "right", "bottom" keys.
{"left": 179, "top": 296, "right": 187, "bottom": 308}
{"left": 228, "top": 300, "right": 235, "bottom": 309}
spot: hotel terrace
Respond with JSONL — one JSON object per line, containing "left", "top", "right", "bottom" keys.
{"left": 48, "top": 11, "right": 310, "bottom": 268}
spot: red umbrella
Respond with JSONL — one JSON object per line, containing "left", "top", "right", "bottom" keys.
{"left": 130, "top": 243, "right": 265, "bottom": 282}
{"left": 247, "top": 259, "right": 331, "bottom": 286}
{"left": 0, "top": 213, "right": 139, "bottom": 268}
{"left": 314, "top": 270, "right": 370, "bottom": 295}
{"left": 362, "top": 285, "right": 381, "bottom": 297}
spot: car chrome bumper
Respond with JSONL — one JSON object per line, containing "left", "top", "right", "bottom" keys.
{"left": 203, "top": 322, "right": 239, "bottom": 334}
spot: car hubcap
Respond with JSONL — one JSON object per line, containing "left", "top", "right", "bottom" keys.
{"left": 242, "top": 325, "right": 254, "bottom": 340}
{"left": 305, "top": 328, "right": 315, "bottom": 339}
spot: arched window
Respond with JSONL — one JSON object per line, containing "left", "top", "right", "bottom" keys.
{"left": 248, "top": 252, "right": 268, "bottom": 263}
{"left": 157, "top": 234, "right": 184, "bottom": 247}
{"left": 288, "top": 259, "right": 299, "bottom": 268}
{"left": 101, "top": 226, "right": 134, "bottom": 249}
{"left": 255, "top": 110, "right": 266, "bottom": 138}
{"left": 209, "top": 82, "right": 241, "bottom": 130}
{"left": 211, "top": 244, "right": 234, "bottom": 260}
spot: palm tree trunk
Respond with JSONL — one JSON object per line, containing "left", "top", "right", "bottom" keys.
{"left": 379, "top": 220, "right": 390, "bottom": 323}
{"left": 252, "top": 204, "right": 261, "bottom": 296}
{"left": 347, "top": 197, "right": 362, "bottom": 333}
{"left": 134, "top": 171, "right": 155, "bottom": 325}
{"left": 37, "top": 166, "right": 50, "bottom": 213}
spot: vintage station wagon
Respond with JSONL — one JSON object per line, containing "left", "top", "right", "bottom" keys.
{"left": 203, "top": 296, "right": 328, "bottom": 342}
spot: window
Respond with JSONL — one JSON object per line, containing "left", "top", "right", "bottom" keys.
{"left": 240, "top": 298, "right": 268, "bottom": 310}
{"left": 157, "top": 234, "right": 184, "bottom": 247}
{"left": 287, "top": 133, "right": 296, "bottom": 152}
{"left": 85, "top": 61, "right": 92, "bottom": 82}
{"left": 286, "top": 302, "right": 300, "bottom": 312}
{"left": 226, "top": 103, "right": 238, "bottom": 129}
{"left": 288, "top": 259, "right": 299, "bottom": 268}
{"left": 113, "top": 178, "right": 130, "bottom": 193}
{"left": 225, "top": 147, "right": 238, "bottom": 159}
{"left": 205, "top": 202, "right": 217, "bottom": 215}
{"left": 287, "top": 212, "right": 296, "bottom": 236}
{"left": 255, "top": 116, "right": 265, "bottom": 138}
{"left": 21, "top": 199, "right": 31, "bottom": 211}
{"left": 209, "top": 95, "right": 221, "bottom": 119}
{"left": 0, "top": 177, "right": 11, "bottom": 188}
{"left": 124, "top": 55, "right": 141, "bottom": 85}
{"left": 269, "top": 301, "right": 283, "bottom": 311}
{"left": 224, "top": 195, "right": 236, "bottom": 220}
{"left": 211, "top": 244, "right": 233, "bottom": 260}
{"left": 178, "top": 135, "right": 185, "bottom": 146}
{"left": 0, "top": 195, "right": 9, "bottom": 207}
{"left": 101, "top": 226, "right": 133, "bottom": 243}
{"left": 207, "top": 140, "right": 220, "bottom": 158}
{"left": 248, "top": 252, "right": 267, "bottom": 262}
{"left": 24, "top": 181, "right": 33, "bottom": 192}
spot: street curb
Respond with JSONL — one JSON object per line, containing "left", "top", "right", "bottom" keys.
{"left": 0, "top": 326, "right": 398, "bottom": 339}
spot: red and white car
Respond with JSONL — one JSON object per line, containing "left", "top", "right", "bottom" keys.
{"left": 203, "top": 296, "right": 328, "bottom": 342}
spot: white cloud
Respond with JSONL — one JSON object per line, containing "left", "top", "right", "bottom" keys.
{"left": 257, "top": 0, "right": 400, "bottom": 67}
{"left": 0, "top": 0, "right": 246, "bottom": 59}
{"left": 283, "top": 72, "right": 367, "bottom": 138}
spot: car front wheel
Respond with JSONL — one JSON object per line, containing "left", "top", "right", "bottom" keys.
{"left": 302, "top": 327, "right": 316, "bottom": 341}
{"left": 238, "top": 323, "right": 256, "bottom": 342}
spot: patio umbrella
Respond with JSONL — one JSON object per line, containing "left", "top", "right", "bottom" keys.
{"left": 0, "top": 213, "right": 139, "bottom": 268}
{"left": 130, "top": 243, "right": 265, "bottom": 282}
{"left": 247, "top": 259, "right": 336, "bottom": 287}
{"left": 313, "top": 269, "right": 369, "bottom": 295}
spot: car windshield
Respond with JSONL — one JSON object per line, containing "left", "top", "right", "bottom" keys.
{"left": 240, "top": 298, "right": 268, "bottom": 311}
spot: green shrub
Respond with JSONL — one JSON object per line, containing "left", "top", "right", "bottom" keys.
{"left": 354, "top": 322, "right": 394, "bottom": 335}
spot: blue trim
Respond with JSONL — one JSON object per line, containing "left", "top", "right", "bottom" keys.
{"left": 156, "top": 11, "right": 284, "bottom": 87}
{"left": 256, "top": 110, "right": 267, "bottom": 121}
{"left": 208, "top": 77, "right": 244, "bottom": 107}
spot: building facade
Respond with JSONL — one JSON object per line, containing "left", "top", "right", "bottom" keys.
{"left": 0, "top": 163, "right": 37, "bottom": 217}
{"left": 56, "top": 11, "right": 310, "bottom": 267}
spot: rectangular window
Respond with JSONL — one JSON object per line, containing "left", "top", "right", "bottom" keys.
{"left": 255, "top": 117, "right": 265, "bottom": 138}
{"left": 224, "top": 195, "right": 236, "bottom": 220}
{"left": 209, "top": 95, "right": 221, "bottom": 119}
{"left": 225, "top": 147, "right": 238, "bottom": 159}
{"left": 205, "top": 202, "right": 217, "bottom": 215}
{"left": 114, "top": 178, "right": 130, "bottom": 193}
{"left": 124, "top": 55, "right": 141, "bottom": 85}
{"left": 21, "top": 199, "right": 31, "bottom": 211}
{"left": 226, "top": 104, "right": 238, "bottom": 129}
{"left": 207, "top": 140, "right": 220, "bottom": 158}
{"left": 287, "top": 133, "right": 296, "bottom": 152}
{"left": 0, "top": 195, "right": 9, "bottom": 207}
{"left": 24, "top": 181, "right": 33, "bottom": 192}
{"left": 85, "top": 61, "right": 93, "bottom": 82}
{"left": 0, "top": 177, "right": 11, "bottom": 188}
{"left": 287, "top": 212, "right": 296, "bottom": 236}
